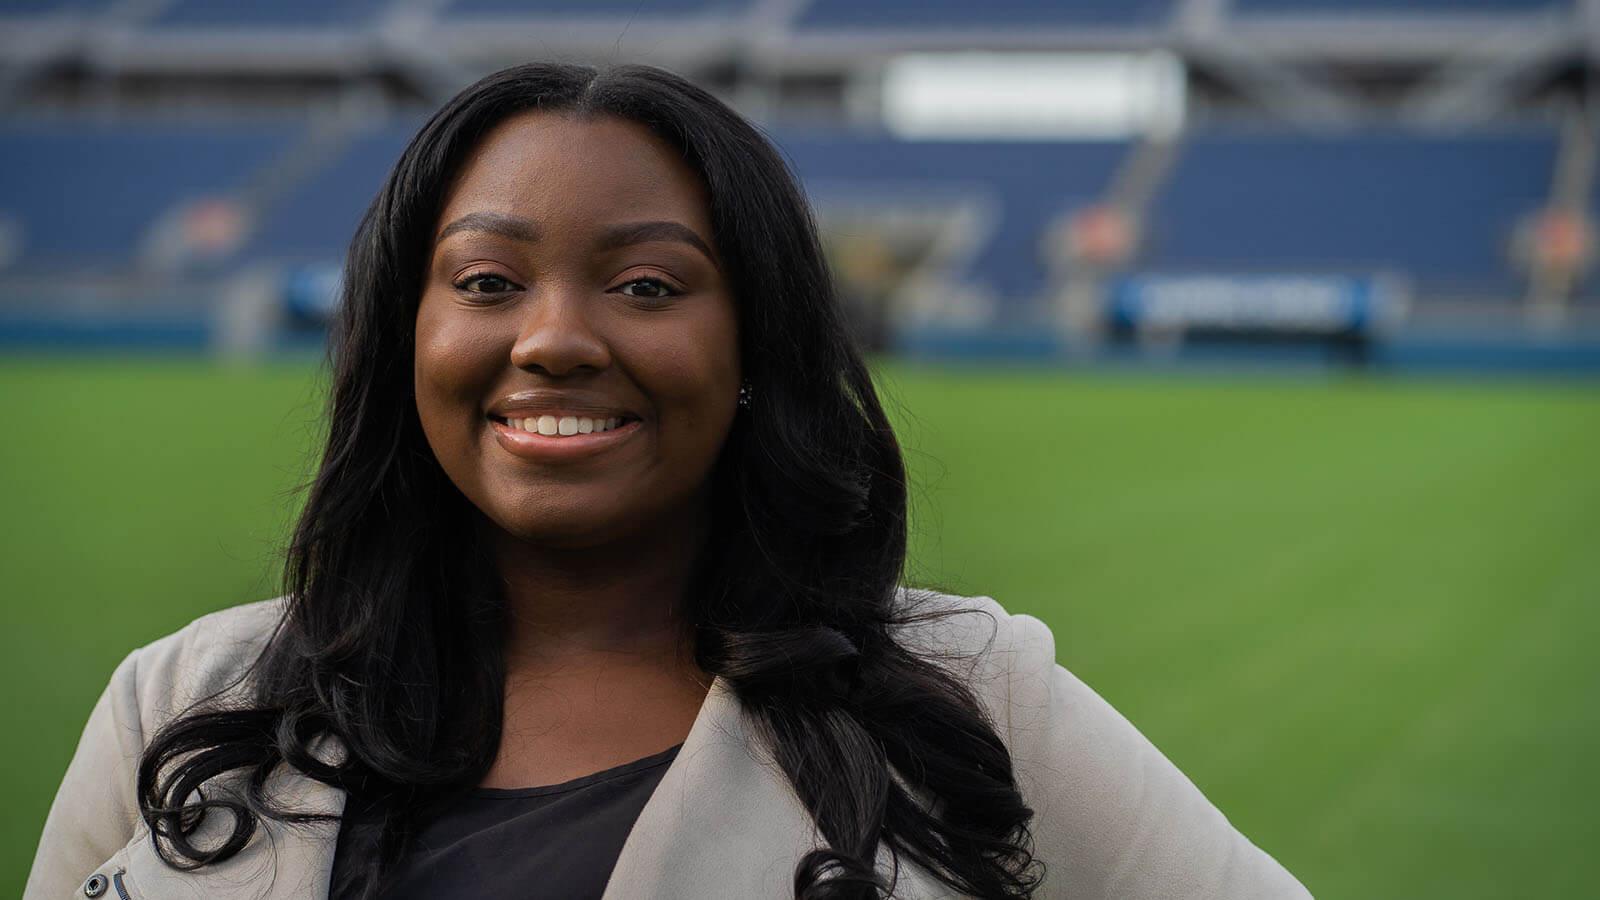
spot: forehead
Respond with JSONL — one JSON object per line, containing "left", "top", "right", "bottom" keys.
{"left": 437, "top": 111, "right": 713, "bottom": 236}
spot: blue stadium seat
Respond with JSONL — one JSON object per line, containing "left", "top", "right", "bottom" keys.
{"left": 0, "top": 120, "right": 298, "bottom": 272}
{"left": 148, "top": 0, "right": 391, "bottom": 28}
{"left": 242, "top": 120, "right": 425, "bottom": 263}
{"left": 0, "top": 0, "right": 103, "bottom": 16}
{"left": 1235, "top": 0, "right": 1567, "bottom": 15}
{"left": 771, "top": 130, "right": 1130, "bottom": 314}
{"left": 795, "top": 0, "right": 1173, "bottom": 29}
{"left": 444, "top": 0, "right": 751, "bottom": 16}
{"left": 1139, "top": 129, "right": 1558, "bottom": 300}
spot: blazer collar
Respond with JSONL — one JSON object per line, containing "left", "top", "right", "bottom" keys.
{"left": 603, "top": 677, "right": 942, "bottom": 897}
{"left": 601, "top": 675, "right": 822, "bottom": 898}
{"left": 123, "top": 676, "right": 826, "bottom": 899}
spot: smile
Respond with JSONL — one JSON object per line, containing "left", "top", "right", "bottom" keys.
{"left": 488, "top": 415, "right": 642, "bottom": 462}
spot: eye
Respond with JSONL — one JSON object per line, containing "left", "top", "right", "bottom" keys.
{"left": 614, "top": 277, "right": 681, "bottom": 301}
{"left": 453, "top": 271, "right": 519, "bottom": 295}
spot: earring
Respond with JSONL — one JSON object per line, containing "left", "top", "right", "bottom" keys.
{"left": 737, "top": 380, "right": 753, "bottom": 409}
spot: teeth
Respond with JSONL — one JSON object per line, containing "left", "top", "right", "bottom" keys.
{"left": 502, "top": 415, "right": 627, "bottom": 437}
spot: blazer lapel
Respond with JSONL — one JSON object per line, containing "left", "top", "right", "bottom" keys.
{"left": 602, "top": 675, "right": 821, "bottom": 899}
{"left": 603, "top": 675, "right": 950, "bottom": 899}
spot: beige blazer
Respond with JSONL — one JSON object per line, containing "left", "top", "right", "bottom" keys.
{"left": 25, "top": 590, "right": 1313, "bottom": 899}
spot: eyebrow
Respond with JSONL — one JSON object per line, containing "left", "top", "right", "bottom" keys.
{"left": 435, "top": 212, "right": 719, "bottom": 269}
{"left": 436, "top": 211, "right": 539, "bottom": 245}
{"left": 598, "top": 220, "right": 718, "bottom": 269}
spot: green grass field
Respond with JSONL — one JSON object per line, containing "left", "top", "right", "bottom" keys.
{"left": 3, "top": 356, "right": 1596, "bottom": 898}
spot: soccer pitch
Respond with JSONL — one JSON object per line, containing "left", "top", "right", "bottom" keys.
{"left": 3, "top": 357, "right": 1595, "bottom": 898}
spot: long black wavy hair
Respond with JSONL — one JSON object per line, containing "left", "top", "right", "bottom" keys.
{"left": 137, "top": 62, "right": 1040, "bottom": 899}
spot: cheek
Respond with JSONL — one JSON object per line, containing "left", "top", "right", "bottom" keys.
{"left": 638, "top": 307, "right": 740, "bottom": 422}
{"left": 610, "top": 310, "right": 739, "bottom": 485}
{"left": 413, "top": 301, "right": 501, "bottom": 443}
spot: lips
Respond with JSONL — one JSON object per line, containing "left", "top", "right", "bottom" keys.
{"left": 485, "top": 391, "right": 644, "bottom": 461}
{"left": 489, "top": 415, "right": 642, "bottom": 462}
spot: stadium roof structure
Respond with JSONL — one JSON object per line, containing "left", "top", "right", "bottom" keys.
{"left": 0, "top": 0, "right": 1592, "bottom": 126}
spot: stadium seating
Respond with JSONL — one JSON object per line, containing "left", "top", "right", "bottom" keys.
{"left": 0, "top": 0, "right": 103, "bottom": 17}
{"left": 1234, "top": 0, "right": 1567, "bottom": 15}
{"left": 0, "top": 119, "right": 298, "bottom": 272}
{"left": 443, "top": 0, "right": 753, "bottom": 16}
{"left": 1139, "top": 129, "right": 1558, "bottom": 300}
{"left": 240, "top": 119, "right": 425, "bottom": 264}
{"left": 0, "top": 119, "right": 1563, "bottom": 307}
{"left": 146, "top": 0, "right": 390, "bottom": 28}
{"left": 794, "top": 0, "right": 1173, "bottom": 30}
{"left": 772, "top": 130, "right": 1130, "bottom": 314}
{"left": 0, "top": 0, "right": 1586, "bottom": 322}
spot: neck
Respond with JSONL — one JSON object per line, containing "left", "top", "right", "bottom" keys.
{"left": 484, "top": 509, "right": 708, "bottom": 676}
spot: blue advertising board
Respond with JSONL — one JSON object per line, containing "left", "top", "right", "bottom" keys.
{"left": 1108, "top": 273, "right": 1402, "bottom": 336}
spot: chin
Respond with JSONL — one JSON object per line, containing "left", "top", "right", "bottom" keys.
{"left": 474, "top": 476, "right": 709, "bottom": 550}
{"left": 495, "top": 507, "right": 591, "bottom": 539}
{"left": 490, "top": 505, "right": 629, "bottom": 548}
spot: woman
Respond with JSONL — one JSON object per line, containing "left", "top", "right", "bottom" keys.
{"left": 25, "top": 63, "right": 1311, "bottom": 899}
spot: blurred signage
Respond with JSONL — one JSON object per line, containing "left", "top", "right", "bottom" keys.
{"left": 882, "top": 52, "right": 1185, "bottom": 140}
{"left": 1108, "top": 274, "right": 1402, "bottom": 335}
{"left": 283, "top": 263, "right": 343, "bottom": 324}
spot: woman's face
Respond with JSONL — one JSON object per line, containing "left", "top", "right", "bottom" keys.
{"left": 414, "top": 111, "right": 740, "bottom": 549}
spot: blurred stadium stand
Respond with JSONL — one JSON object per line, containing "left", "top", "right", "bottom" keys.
{"left": 147, "top": 1, "right": 393, "bottom": 28}
{"left": 1233, "top": 1, "right": 1567, "bottom": 14}
{"left": 446, "top": 0, "right": 755, "bottom": 14}
{"left": 241, "top": 119, "right": 425, "bottom": 264}
{"left": 793, "top": 0, "right": 1174, "bottom": 29}
{"left": 1143, "top": 129, "right": 1557, "bottom": 299}
{"left": 1, "top": 0, "right": 1597, "bottom": 370}
{"left": 777, "top": 131, "right": 1131, "bottom": 322}
{"left": 0, "top": 119, "right": 297, "bottom": 270}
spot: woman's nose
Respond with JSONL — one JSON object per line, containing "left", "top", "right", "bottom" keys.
{"left": 508, "top": 285, "right": 612, "bottom": 376}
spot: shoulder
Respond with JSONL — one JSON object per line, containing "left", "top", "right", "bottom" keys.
{"left": 888, "top": 584, "right": 1019, "bottom": 649}
{"left": 137, "top": 594, "right": 288, "bottom": 666}
{"left": 887, "top": 585, "right": 1057, "bottom": 745}
{"left": 887, "top": 585, "right": 1313, "bottom": 898}
{"left": 114, "top": 595, "right": 289, "bottom": 737}
{"left": 23, "top": 597, "right": 291, "bottom": 899}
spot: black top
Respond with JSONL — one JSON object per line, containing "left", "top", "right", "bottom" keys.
{"left": 330, "top": 742, "right": 683, "bottom": 899}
